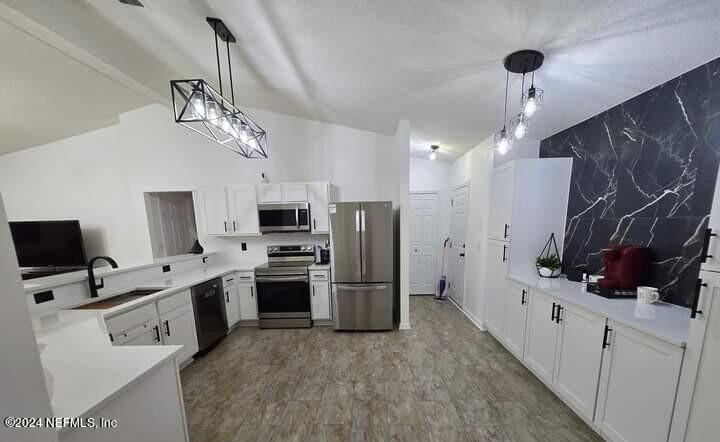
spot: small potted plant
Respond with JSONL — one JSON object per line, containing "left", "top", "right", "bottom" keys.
{"left": 536, "top": 254, "right": 561, "bottom": 278}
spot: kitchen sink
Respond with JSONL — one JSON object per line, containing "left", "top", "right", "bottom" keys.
{"left": 74, "top": 288, "right": 166, "bottom": 310}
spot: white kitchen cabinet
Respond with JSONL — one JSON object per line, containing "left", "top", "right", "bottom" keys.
{"left": 488, "top": 163, "right": 515, "bottom": 241}
{"left": 160, "top": 304, "right": 198, "bottom": 365}
{"left": 504, "top": 280, "right": 528, "bottom": 358}
{"left": 227, "top": 185, "right": 260, "bottom": 235}
{"left": 310, "top": 270, "right": 331, "bottom": 321}
{"left": 701, "top": 168, "right": 720, "bottom": 272}
{"left": 282, "top": 183, "right": 308, "bottom": 202}
{"left": 223, "top": 274, "right": 240, "bottom": 328}
{"left": 238, "top": 282, "right": 258, "bottom": 321}
{"left": 523, "top": 289, "right": 559, "bottom": 384}
{"left": 308, "top": 182, "right": 330, "bottom": 234}
{"left": 256, "top": 184, "right": 283, "bottom": 203}
{"left": 483, "top": 239, "right": 509, "bottom": 338}
{"left": 595, "top": 321, "right": 684, "bottom": 442}
{"left": 200, "top": 189, "right": 230, "bottom": 235}
{"left": 553, "top": 302, "right": 606, "bottom": 421}
{"left": 671, "top": 270, "right": 718, "bottom": 441}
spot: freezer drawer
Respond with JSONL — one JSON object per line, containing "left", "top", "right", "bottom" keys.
{"left": 332, "top": 283, "right": 394, "bottom": 330}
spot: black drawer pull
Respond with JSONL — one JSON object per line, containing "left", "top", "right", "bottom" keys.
{"left": 691, "top": 279, "right": 707, "bottom": 319}
{"left": 504, "top": 223, "right": 509, "bottom": 238}
{"left": 556, "top": 305, "right": 563, "bottom": 323}
{"left": 551, "top": 302, "right": 557, "bottom": 322}
{"left": 701, "top": 228, "right": 716, "bottom": 263}
{"left": 502, "top": 245, "right": 508, "bottom": 262}
{"left": 521, "top": 289, "right": 527, "bottom": 305}
{"left": 602, "top": 325, "right": 612, "bottom": 348}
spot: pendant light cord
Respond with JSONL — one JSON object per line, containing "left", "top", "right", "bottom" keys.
{"left": 521, "top": 73, "right": 525, "bottom": 102}
{"left": 226, "top": 40, "right": 235, "bottom": 105}
{"left": 213, "top": 23, "right": 222, "bottom": 96}
{"left": 503, "top": 70, "right": 509, "bottom": 129}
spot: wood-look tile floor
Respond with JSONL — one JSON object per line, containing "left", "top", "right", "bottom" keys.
{"left": 181, "top": 296, "right": 602, "bottom": 442}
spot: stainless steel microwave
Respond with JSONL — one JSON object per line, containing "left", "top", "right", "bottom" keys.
{"left": 257, "top": 202, "right": 311, "bottom": 233}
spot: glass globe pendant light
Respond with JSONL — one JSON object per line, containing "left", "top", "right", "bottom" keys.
{"left": 522, "top": 72, "right": 544, "bottom": 117}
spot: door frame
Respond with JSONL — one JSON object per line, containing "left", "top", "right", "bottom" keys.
{"left": 448, "top": 183, "right": 470, "bottom": 307}
{"left": 409, "top": 191, "right": 440, "bottom": 296}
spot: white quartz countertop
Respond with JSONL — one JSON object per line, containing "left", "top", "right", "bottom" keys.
{"left": 508, "top": 274, "right": 691, "bottom": 347}
{"left": 33, "top": 310, "right": 181, "bottom": 423}
{"left": 31, "top": 261, "right": 262, "bottom": 424}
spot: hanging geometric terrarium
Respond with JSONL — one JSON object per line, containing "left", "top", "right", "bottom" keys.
{"left": 170, "top": 17, "right": 268, "bottom": 159}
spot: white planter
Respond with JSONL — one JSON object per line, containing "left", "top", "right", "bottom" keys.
{"left": 538, "top": 267, "right": 561, "bottom": 278}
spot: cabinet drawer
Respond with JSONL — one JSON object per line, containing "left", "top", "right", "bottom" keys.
{"left": 310, "top": 271, "right": 329, "bottom": 281}
{"left": 236, "top": 271, "right": 254, "bottom": 282}
{"left": 223, "top": 274, "right": 236, "bottom": 287}
{"left": 157, "top": 289, "right": 192, "bottom": 315}
{"left": 105, "top": 303, "right": 157, "bottom": 335}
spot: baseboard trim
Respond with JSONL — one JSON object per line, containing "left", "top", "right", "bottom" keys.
{"left": 398, "top": 322, "right": 411, "bottom": 330}
{"left": 448, "top": 298, "right": 486, "bottom": 331}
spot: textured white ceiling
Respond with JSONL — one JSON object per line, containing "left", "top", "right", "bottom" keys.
{"left": 4, "top": 0, "right": 720, "bottom": 161}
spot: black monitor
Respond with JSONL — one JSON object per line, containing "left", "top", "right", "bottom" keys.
{"left": 9, "top": 220, "right": 88, "bottom": 268}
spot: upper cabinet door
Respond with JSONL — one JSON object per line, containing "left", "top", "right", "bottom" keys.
{"left": 702, "top": 168, "right": 720, "bottom": 272}
{"left": 257, "top": 184, "right": 283, "bottom": 203}
{"left": 308, "top": 182, "right": 329, "bottom": 234}
{"left": 488, "top": 164, "right": 515, "bottom": 241}
{"left": 282, "top": 183, "right": 308, "bottom": 202}
{"left": 201, "top": 189, "right": 229, "bottom": 235}
{"left": 228, "top": 185, "right": 260, "bottom": 235}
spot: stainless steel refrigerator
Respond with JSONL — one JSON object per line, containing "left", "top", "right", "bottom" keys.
{"left": 329, "top": 201, "right": 394, "bottom": 330}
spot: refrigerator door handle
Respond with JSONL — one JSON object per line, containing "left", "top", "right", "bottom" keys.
{"left": 336, "top": 284, "right": 388, "bottom": 291}
{"left": 360, "top": 209, "right": 367, "bottom": 276}
{"left": 355, "top": 210, "right": 361, "bottom": 232}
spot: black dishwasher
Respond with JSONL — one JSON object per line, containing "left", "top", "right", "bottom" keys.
{"left": 191, "top": 278, "right": 227, "bottom": 354}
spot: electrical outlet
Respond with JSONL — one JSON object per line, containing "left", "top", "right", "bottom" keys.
{"left": 162, "top": 265, "right": 171, "bottom": 273}
{"left": 34, "top": 290, "right": 55, "bottom": 304}
{"left": 241, "top": 242, "right": 247, "bottom": 251}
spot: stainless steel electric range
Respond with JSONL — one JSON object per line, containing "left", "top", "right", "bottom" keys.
{"left": 254, "top": 244, "right": 315, "bottom": 328}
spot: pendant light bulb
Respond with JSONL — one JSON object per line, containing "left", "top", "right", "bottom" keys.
{"left": 513, "top": 113, "right": 527, "bottom": 140}
{"left": 190, "top": 93, "right": 206, "bottom": 118}
{"left": 429, "top": 144, "right": 439, "bottom": 161}
{"left": 207, "top": 98, "right": 221, "bottom": 122}
{"left": 238, "top": 122, "right": 250, "bottom": 143}
{"left": 523, "top": 87, "right": 538, "bottom": 117}
{"left": 495, "top": 129, "right": 510, "bottom": 155}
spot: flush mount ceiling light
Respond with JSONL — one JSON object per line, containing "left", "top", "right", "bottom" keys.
{"left": 170, "top": 18, "right": 267, "bottom": 159}
{"left": 495, "top": 49, "right": 545, "bottom": 151}
{"left": 429, "top": 144, "right": 440, "bottom": 160}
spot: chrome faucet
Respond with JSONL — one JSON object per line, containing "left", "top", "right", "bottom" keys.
{"left": 87, "top": 256, "right": 118, "bottom": 298}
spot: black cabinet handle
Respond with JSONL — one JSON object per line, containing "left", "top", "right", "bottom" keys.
{"left": 691, "top": 279, "right": 707, "bottom": 319}
{"left": 233, "top": 220, "right": 237, "bottom": 232}
{"left": 504, "top": 224, "right": 509, "bottom": 238}
{"left": 521, "top": 289, "right": 527, "bottom": 305}
{"left": 602, "top": 325, "right": 612, "bottom": 348}
{"left": 225, "top": 291, "right": 230, "bottom": 303}
{"left": 459, "top": 253, "right": 465, "bottom": 257}
{"left": 551, "top": 302, "right": 557, "bottom": 322}
{"left": 251, "top": 287, "right": 254, "bottom": 298}
{"left": 164, "top": 320, "right": 170, "bottom": 336}
{"left": 556, "top": 305, "right": 563, "bottom": 323}
{"left": 502, "top": 245, "right": 508, "bottom": 262}
{"left": 224, "top": 221, "right": 228, "bottom": 232}
{"left": 313, "top": 219, "right": 317, "bottom": 230}
{"left": 153, "top": 325, "right": 161, "bottom": 343}
{"left": 312, "top": 286, "right": 316, "bottom": 297}
{"left": 701, "top": 228, "right": 716, "bottom": 263}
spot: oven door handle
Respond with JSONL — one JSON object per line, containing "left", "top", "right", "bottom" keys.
{"left": 256, "top": 275, "right": 309, "bottom": 283}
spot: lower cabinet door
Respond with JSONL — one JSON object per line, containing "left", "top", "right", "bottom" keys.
{"left": 161, "top": 305, "right": 199, "bottom": 365}
{"left": 238, "top": 283, "right": 258, "bottom": 321}
{"left": 595, "top": 321, "right": 684, "bottom": 442}
{"left": 523, "top": 289, "right": 559, "bottom": 384}
{"left": 553, "top": 303, "right": 606, "bottom": 421}
{"left": 311, "top": 280, "right": 331, "bottom": 320}
{"left": 118, "top": 320, "right": 161, "bottom": 346}
{"left": 504, "top": 280, "right": 528, "bottom": 358}
{"left": 224, "top": 284, "right": 240, "bottom": 327}
{"left": 483, "top": 240, "right": 508, "bottom": 337}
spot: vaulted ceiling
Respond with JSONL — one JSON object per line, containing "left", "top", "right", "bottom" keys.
{"left": 3, "top": 0, "right": 720, "bottom": 160}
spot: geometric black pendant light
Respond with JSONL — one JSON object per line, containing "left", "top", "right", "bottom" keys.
{"left": 494, "top": 49, "right": 545, "bottom": 154}
{"left": 170, "top": 18, "right": 268, "bottom": 159}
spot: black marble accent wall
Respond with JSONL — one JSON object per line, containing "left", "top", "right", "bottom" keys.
{"left": 540, "top": 58, "right": 720, "bottom": 307}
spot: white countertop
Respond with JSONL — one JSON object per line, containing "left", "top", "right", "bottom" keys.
{"left": 24, "top": 253, "right": 218, "bottom": 293}
{"left": 508, "top": 274, "right": 691, "bottom": 347}
{"left": 31, "top": 262, "right": 261, "bottom": 423}
{"left": 33, "top": 310, "right": 181, "bottom": 423}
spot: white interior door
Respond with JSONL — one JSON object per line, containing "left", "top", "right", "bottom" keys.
{"left": 410, "top": 193, "right": 438, "bottom": 295}
{"left": 448, "top": 186, "right": 468, "bottom": 304}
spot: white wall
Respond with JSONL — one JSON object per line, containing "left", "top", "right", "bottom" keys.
{"left": 0, "top": 195, "right": 56, "bottom": 442}
{"left": 0, "top": 104, "right": 398, "bottom": 266}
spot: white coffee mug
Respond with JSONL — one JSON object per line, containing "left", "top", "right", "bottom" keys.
{"left": 637, "top": 286, "right": 660, "bottom": 304}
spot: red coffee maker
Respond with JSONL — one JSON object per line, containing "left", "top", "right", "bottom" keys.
{"left": 597, "top": 245, "right": 649, "bottom": 290}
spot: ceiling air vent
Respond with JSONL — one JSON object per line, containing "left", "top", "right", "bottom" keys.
{"left": 118, "top": 0, "right": 144, "bottom": 7}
